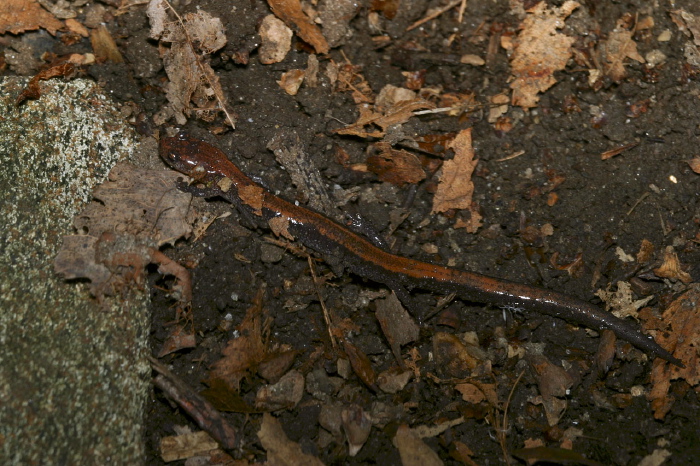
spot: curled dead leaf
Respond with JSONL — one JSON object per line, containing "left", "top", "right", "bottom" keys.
{"left": 654, "top": 246, "right": 692, "bottom": 284}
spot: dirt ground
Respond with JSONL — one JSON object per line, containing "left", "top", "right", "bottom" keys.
{"left": 5, "top": 0, "right": 700, "bottom": 464}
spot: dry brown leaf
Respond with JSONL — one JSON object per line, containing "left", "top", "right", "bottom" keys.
{"left": 238, "top": 184, "right": 264, "bottom": 216}
{"left": 159, "top": 430, "right": 219, "bottom": 462}
{"left": 367, "top": 142, "right": 426, "bottom": 186}
{"left": 654, "top": 246, "right": 692, "bottom": 284}
{"left": 600, "top": 141, "right": 640, "bottom": 160}
{"left": 636, "top": 238, "right": 655, "bottom": 264}
{"left": 258, "top": 413, "right": 325, "bottom": 466}
{"left": 530, "top": 395, "right": 568, "bottom": 427}
{"left": 509, "top": 1, "right": 579, "bottom": 108}
{"left": 594, "top": 329, "right": 617, "bottom": 374}
{"left": 528, "top": 355, "right": 574, "bottom": 399}
{"left": 527, "top": 355, "right": 574, "bottom": 426}
{"left": 65, "top": 18, "right": 88, "bottom": 36}
{"left": 375, "top": 84, "right": 417, "bottom": 111}
{"left": 259, "top": 14, "right": 293, "bottom": 64}
{"left": 647, "top": 287, "right": 700, "bottom": 419}
{"left": 431, "top": 128, "right": 478, "bottom": 214}
{"left": 16, "top": 63, "right": 77, "bottom": 105}
{"left": 686, "top": 157, "right": 700, "bottom": 174}
{"left": 451, "top": 441, "right": 479, "bottom": 466}
{"left": 336, "top": 99, "right": 435, "bottom": 138}
{"left": 669, "top": 10, "right": 700, "bottom": 68}
{"left": 375, "top": 292, "right": 420, "bottom": 369}
{"left": 158, "top": 324, "right": 196, "bottom": 357}
{"left": 455, "top": 383, "right": 485, "bottom": 404}
{"left": 267, "top": 0, "right": 329, "bottom": 54}
{"left": 90, "top": 25, "right": 124, "bottom": 63}
{"left": 371, "top": 0, "right": 399, "bottom": 20}
{"left": 432, "top": 332, "right": 479, "bottom": 378}
{"left": 414, "top": 133, "right": 456, "bottom": 157}
{"left": 268, "top": 215, "right": 295, "bottom": 241}
{"left": 342, "top": 339, "right": 377, "bottom": 390}
{"left": 439, "top": 92, "right": 479, "bottom": 118}
{"left": 393, "top": 424, "right": 444, "bottom": 466}
{"left": 209, "top": 289, "right": 269, "bottom": 392}
{"left": 602, "top": 17, "right": 645, "bottom": 82}
{"left": 76, "top": 162, "right": 193, "bottom": 246}
{"left": 0, "top": 0, "right": 64, "bottom": 35}
{"left": 277, "top": 69, "right": 306, "bottom": 95}
{"left": 453, "top": 207, "right": 483, "bottom": 233}
{"left": 335, "top": 62, "right": 374, "bottom": 103}
{"left": 670, "top": 10, "right": 700, "bottom": 46}
{"left": 268, "top": 130, "right": 337, "bottom": 216}
{"left": 148, "top": 0, "right": 232, "bottom": 126}
{"left": 54, "top": 235, "right": 111, "bottom": 296}
{"left": 413, "top": 417, "right": 466, "bottom": 439}
{"left": 199, "top": 378, "right": 258, "bottom": 413}
{"left": 305, "top": 54, "right": 320, "bottom": 87}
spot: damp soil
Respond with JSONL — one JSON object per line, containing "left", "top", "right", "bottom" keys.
{"left": 10, "top": 0, "right": 700, "bottom": 464}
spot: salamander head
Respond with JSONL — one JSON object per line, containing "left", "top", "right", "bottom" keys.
{"left": 159, "top": 133, "right": 229, "bottom": 178}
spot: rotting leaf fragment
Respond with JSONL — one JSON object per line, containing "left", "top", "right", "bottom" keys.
{"left": 147, "top": 0, "right": 232, "bottom": 126}
{"left": 647, "top": 287, "right": 699, "bottom": 419}
{"left": 208, "top": 288, "right": 269, "bottom": 393}
{"left": 0, "top": 0, "right": 64, "bottom": 35}
{"left": 16, "top": 63, "right": 77, "bottom": 105}
{"left": 432, "top": 128, "right": 478, "bottom": 214}
{"left": 266, "top": 0, "right": 330, "bottom": 54}
{"left": 54, "top": 162, "right": 194, "bottom": 297}
{"left": 258, "top": 413, "right": 325, "bottom": 466}
{"left": 602, "top": 16, "right": 645, "bottom": 82}
{"left": 367, "top": 142, "right": 426, "bottom": 186}
{"left": 508, "top": 1, "right": 579, "bottom": 108}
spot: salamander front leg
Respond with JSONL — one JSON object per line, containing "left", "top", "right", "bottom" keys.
{"left": 387, "top": 281, "right": 424, "bottom": 324}
{"left": 175, "top": 179, "right": 222, "bottom": 198}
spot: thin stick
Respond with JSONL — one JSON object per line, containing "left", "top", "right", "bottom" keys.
{"left": 407, "top": 0, "right": 464, "bottom": 32}
{"left": 308, "top": 256, "right": 337, "bottom": 349}
{"left": 493, "top": 150, "right": 525, "bottom": 162}
{"left": 149, "top": 355, "right": 238, "bottom": 450}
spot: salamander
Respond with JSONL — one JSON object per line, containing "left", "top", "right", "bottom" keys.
{"left": 159, "top": 133, "right": 683, "bottom": 367}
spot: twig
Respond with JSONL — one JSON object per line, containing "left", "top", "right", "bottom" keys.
{"left": 493, "top": 150, "right": 525, "bottom": 162}
{"left": 407, "top": 0, "right": 464, "bottom": 32}
{"left": 308, "top": 256, "right": 337, "bottom": 349}
{"left": 496, "top": 370, "right": 525, "bottom": 466}
{"left": 626, "top": 191, "right": 649, "bottom": 217}
{"left": 149, "top": 355, "right": 238, "bottom": 450}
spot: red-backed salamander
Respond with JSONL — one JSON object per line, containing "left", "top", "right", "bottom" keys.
{"left": 159, "top": 134, "right": 683, "bottom": 367}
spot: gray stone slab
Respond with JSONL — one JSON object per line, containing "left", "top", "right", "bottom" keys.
{"left": 0, "top": 77, "right": 149, "bottom": 465}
